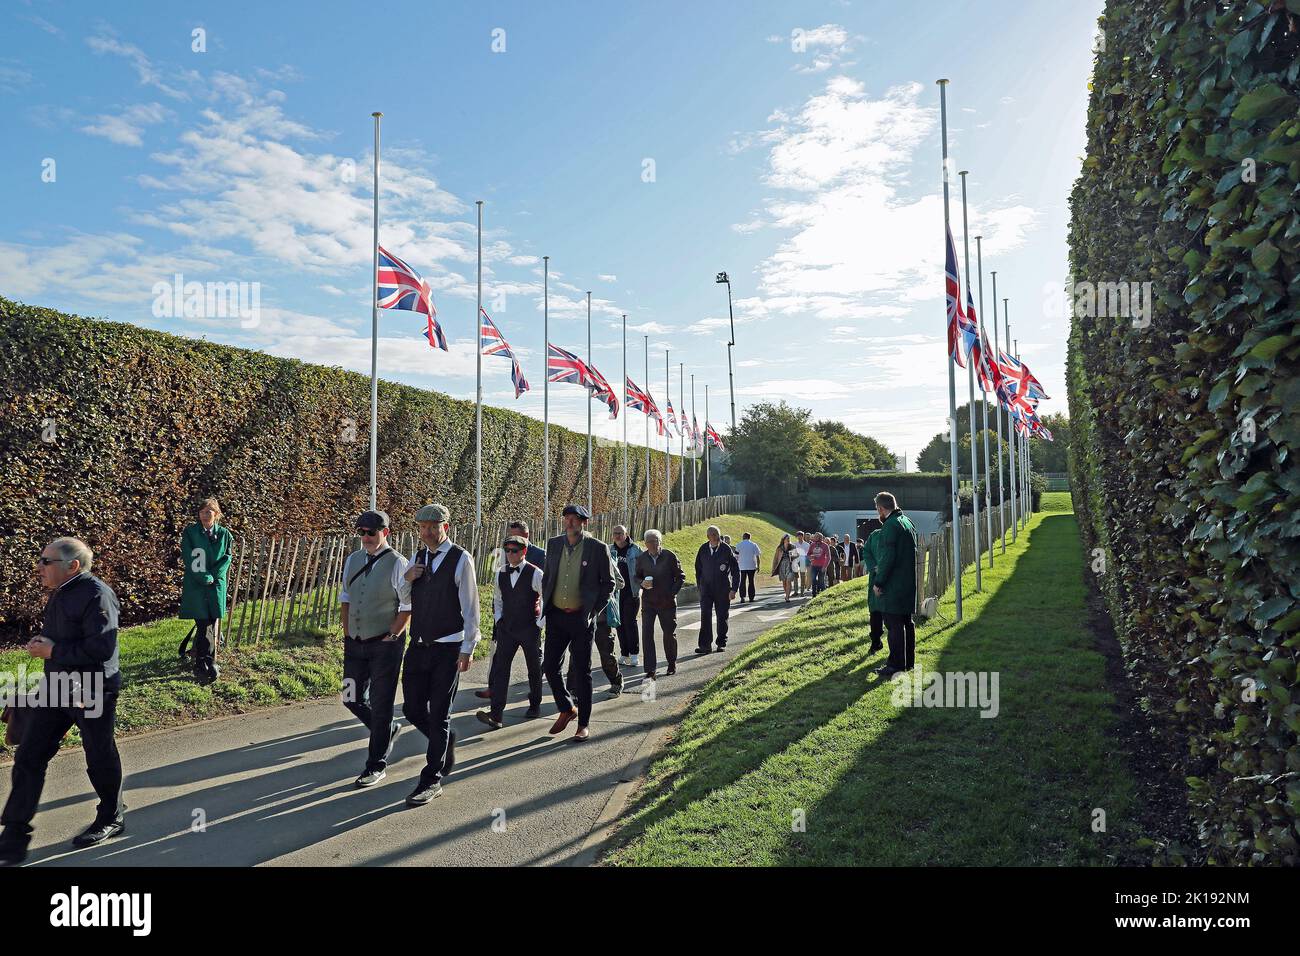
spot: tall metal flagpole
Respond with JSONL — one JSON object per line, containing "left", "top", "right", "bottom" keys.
{"left": 475, "top": 200, "right": 483, "bottom": 526}
{"left": 622, "top": 314, "right": 629, "bottom": 521}
{"left": 1016, "top": 338, "right": 1025, "bottom": 529}
{"left": 975, "top": 236, "right": 994, "bottom": 568}
{"left": 705, "top": 385, "right": 711, "bottom": 498}
{"left": 644, "top": 335, "right": 651, "bottom": 509}
{"left": 664, "top": 349, "right": 671, "bottom": 499}
{"left": 1005, "top": 299, "right": 1018, "bottom": 542}
{"left": 990, "top": 269, "right": 1006, "bottom": 554}
{"left": 1020, "top": 340, "right": 1031, "bottom": 530}
{"left": 938, "top": 79, "right": 962, "bottom": 620}
{"left": 691, "top": 375, "right": 698, "bottom": 500}
{"left": 368, "top": 111, "right": 382, "bottom": 512}
{"left": 543, "top": 257, "right": 550, "bottom": 530}
{"left": 958, "top": 170, "right": 981, "bottom": 592}
{"left": 586, "top": 291, "right": 593, "bottom": 514}
{"left": 718, "top": 272, "right": 738, "bottom": 432}
{"left": 679, "top": 362, "right": 685, "bottom": 506}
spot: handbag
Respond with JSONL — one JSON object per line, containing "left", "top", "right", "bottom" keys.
{"left": 604, "top": 597, "right": 621, "bottom": 628}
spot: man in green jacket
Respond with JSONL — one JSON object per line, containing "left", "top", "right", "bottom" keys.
{"left": 870, "top": 492, "right": 919, "bottom": 677}
{"left": 863, "top": 528, "right": 885, "bottom": 655}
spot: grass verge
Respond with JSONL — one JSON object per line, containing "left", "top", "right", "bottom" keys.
{"left": 659, "top": 511, "right": 794, "bottom": 586}
{"left": 604, "top": 491, "right": 1141, "bottom": 865}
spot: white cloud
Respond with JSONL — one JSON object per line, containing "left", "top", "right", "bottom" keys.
{"left": 85, "top": 33, "right": 194, "bottom": 100}
{"left": 82, "top": 102, "right": 171, "bottom": 146}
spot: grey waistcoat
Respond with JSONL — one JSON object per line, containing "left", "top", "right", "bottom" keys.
{"left": 344, "top": 547, "right": 401, "bottom": 639}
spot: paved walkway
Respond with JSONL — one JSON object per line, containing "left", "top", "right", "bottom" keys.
{"left": 13, "top": 585, "right": 806, "bottom": 867}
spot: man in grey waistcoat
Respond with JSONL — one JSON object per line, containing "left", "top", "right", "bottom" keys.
{"left": 338, "top": 509, "right": 411, "bottom": 788}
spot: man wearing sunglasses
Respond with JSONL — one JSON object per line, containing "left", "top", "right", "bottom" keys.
{"left": 338, "top": 510, "right": 411, "bottom": 789}
{"left": 475, "top": 534, "right": 544, "bottom": 729}
{"left": 0, "top": 538, "right": 123, "bottom": 866}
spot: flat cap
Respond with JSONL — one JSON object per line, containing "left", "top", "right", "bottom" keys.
{"left": 503, "top": 535, "right": 528, "bottom": 548}
{"left": 562, "top": 504, "right": 591, "bottom": 520}
{"left": 355, "top": 509, "right": 390, "bottom": 530}
{"left": 414, "top": 503, "right": 450, "bottom": 523}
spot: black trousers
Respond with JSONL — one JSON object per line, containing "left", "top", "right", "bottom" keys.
{"left": 698, "top": 588, "right": 731, "bottom": 651}
{"left": 616, "top": 589, "right": 640, "bottom": 656}
{"left": 641, "top": 604, "right": 678, "bottom": 675}
{"left": 884, "top": 613, "right": 916, "bottom": 670}
{"left": 401, "top": 641, "right": 460, "bottom": 788}
{"left": 2, "top": 689, "right": 122, "bottom": 834}
{"left": 193, "top": 618, "right": 216, "bottom": 661}
{"left": 869, "top": 610, "right": 884, "bottom": 640}
{"left": 488, "top": 626, "right": 543, "bottom": 718}
{"left": 342, "top": 635, "right": 405, "bottom": 772}
{"left": 739, "top": 569, "right": 756, "bottom": 601}
{"left": 594, "top": 622, "right": 624, "bottom": 692}
{"left": 544, "top": 611, "right": 595, "bottom": 725}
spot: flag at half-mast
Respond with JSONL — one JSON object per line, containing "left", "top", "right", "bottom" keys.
{"left": 626, "top": 378, "right": 665, "bottom": 435}
{"left": 690, "top": 414, "right": 702, "bottom": 451}
{"left": 377, "top": 245, "right": 447, "bottom": 350}
{"left": 945, "top": 226, "right": 976, "bottom": 367}
{"left": 547, "top": 343, "right": 618, "bottom": 418}
{"left": 705, "top": 421, "right": 725, "bottom": 452}
{"left": 479, "top": 307, "right": 530, "bottom": 398}
{"left": 665, "top": 399, "right": 680, "bottom": 436}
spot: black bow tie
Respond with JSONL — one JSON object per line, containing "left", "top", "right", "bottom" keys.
{"left": 508, "top": 566, "right": 523, "bottom": 574}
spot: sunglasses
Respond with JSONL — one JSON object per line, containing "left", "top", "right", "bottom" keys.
{"left": 355, "top": 528, "right": 382, "bottom": 537}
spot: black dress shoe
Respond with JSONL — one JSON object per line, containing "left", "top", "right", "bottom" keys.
{"left": 72, "top": 818, "right": 125, "bottom": 848}
{"left": 694, "top": 647, "right": 711, "bottom": 655}
{"left": 0, "top": 828, "right": 30, "bottom": 866}
{"left": 869, "top": 639, "right": 883, "bottom": 653}
{"left": 523, "top": 706, "right": 541, "bottom": 719}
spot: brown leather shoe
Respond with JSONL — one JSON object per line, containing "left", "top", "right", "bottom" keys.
{"left": 474, "top": 689, "right": 491, "bottom": 699}
{"left": 549, "top": 708, "right": 578, "bottom": 735}
{"left": 572, "top": 726, "right": 590, "bottom": 742}
{"left": 476, "top": 710, "right": 503, "bottom": 730}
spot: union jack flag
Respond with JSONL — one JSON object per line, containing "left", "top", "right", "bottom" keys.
{"left": 1034, "top": 423, "right": 1055, "bottom": 442}
{"left": 479, "top": 308, "right": 529, "bottom": 398}
{"left": 665, "top": 399, "right": 679, "bottom": 436}
{"left": 377, "top": 246, "right": 447, "bottom": 351}
{"left": 705, "top": 421, "right": 725, "bottom": 452}
{"left": 945, "top": 226, "right": 975, "bottom": 367}
{"left": 971, "top": 324, "right": 1001, "bottom": 394}
{"left": 626, "top": 378, "right": 665, "bottom": 435}
{"left": 548, "top": 344, "right": 618, "bottom": 418}
{"left": 690, "top": 415, "right": 701, "bottom": 450}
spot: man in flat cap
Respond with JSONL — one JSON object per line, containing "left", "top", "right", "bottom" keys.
{"left": 475, "top": 534, "right": 544, "bottom": 729}
{"left": 338, "top": 509, "right": 410, "bottom": 788}
{"left": 540, "top": 504, "right": 616, "bottom": 742}
{"left": 401, "top": 504, "right": 480, "bottom": 805}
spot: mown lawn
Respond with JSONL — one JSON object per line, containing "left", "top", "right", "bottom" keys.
{"left": 604, "top": 492, "right": 1141, "bottom": 865}
{"left": 659, "top": 511, "right": 794, "bottom": 586}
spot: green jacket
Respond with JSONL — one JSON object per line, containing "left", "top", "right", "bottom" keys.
{"left": 178, "top": 522, "right": 233, "bottom": 620}
{"left": 871, "top": 510, "right": 918, "bottom": 617}
{"left": 864, "top": 529, "right": 884, "bottom": 613}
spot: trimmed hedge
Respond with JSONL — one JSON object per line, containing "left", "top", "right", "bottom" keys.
{"left": 0, "top": 298, "right": 684, "bottom": 637}
{"left": 1068, "top": 1, "right": 1299, "bottom": 863}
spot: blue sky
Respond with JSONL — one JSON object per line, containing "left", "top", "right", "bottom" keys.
{"left": 0, "top": 0, "right": 1103, "bottom": 462}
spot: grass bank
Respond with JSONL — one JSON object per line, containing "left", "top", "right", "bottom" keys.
{"left": 605, "top": 492, "right": 1142, "bottom": 865}
{"left": 659, "top": 511, "right": 793, "bottom": 586}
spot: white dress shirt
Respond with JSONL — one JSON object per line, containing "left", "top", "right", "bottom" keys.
{"left": 337, "top": 545, "right": 413, "bottom": 612}
{"left": 736, "top": 539, "right": 761, "bottom": 571}
{"left": 408, "top": 539, "right": 480, "bottom": 655}
{"left": 493, "top": 561, "right": 545, "bottom": 630}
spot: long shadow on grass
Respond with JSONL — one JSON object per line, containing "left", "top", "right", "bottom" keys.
{"left": 763, "top": 513, "right": 1128, "bottom": 865}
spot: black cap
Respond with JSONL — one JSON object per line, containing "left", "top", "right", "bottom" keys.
{"left": 562, "top": 504, "right": 591, "bottom": 520}
{"left": 355, "top": 509, "right": 390, "bottom": 531}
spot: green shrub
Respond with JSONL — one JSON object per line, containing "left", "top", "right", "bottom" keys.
{"left": 1068, "top": 0, "right": 1299, "bottom": 863}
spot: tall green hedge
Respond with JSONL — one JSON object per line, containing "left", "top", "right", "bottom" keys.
{"left": 1068, "top": 0, "right": 1299, "bottom": 863}
{"left": 0, "top": 298, "right": 684, "bottom": 636}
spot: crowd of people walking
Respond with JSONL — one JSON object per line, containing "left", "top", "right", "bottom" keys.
{"left": 0, "top": 490, "right": 921, "bottom": 867}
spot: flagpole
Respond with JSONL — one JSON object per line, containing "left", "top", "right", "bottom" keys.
{"left": 644, "top": 335, "right": 650, "bottom": 510}
{"left": 664, "top": 348, "right": 671, "bottom": 500}
{"left": 990, "top": 268, "right": 1006, "bottom": 554}
{"left": 705, "top": 386, "right": 712, "bottom": 498}
{"left": 1019, "top": 340, "right": 1030, "bottom": 529}
{"left": 975, "top": 236, "right": 994, "bottom": 568}
{"left": 475, "top": 200, "right": 483, "bottom": 526}
{"left": 586, "top": 291, "right": 593, "bottom": 515}
{"left": 543, "top": 256, "right": 550, "bottom": 531}
{"left": 958, "top": 170, "right": 981, "bottom": 592}
{"left": 937, "top": 78, "right": 962, "bottom": 620}
{"left": 1016, "top": 338, "right": 1025, "bottom": 528}
{"left": 691, "top": 375, "right": 698, "bottom": 500}
{"left": 1005, "top": 299, "right": 1018, "bottom": 542}
{"left": 679, "top": 362, "right": 685, "bottom": 506}
{"left": 368, "top": 111, "right": 382, "bottom": 512}
{"left": 622, "top": 314, "right": 628, "bottom": 522}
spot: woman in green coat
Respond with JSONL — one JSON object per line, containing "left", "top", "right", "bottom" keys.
{"left": 863, "top": 529, "right": 884, "bottom": 653}
{"left": 179, "top": 497, "right": 233, "bottom": 685}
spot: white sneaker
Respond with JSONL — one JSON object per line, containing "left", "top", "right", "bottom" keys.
{"left": 630, "top": 654, "right": 640, "bottom": 667}
{"left": 619, "top": 655, "right": 631, "bottom": 666}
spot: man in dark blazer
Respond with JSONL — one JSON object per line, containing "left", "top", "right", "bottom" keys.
{"left": 694, "top": 525, "right": 740, "bottom": 654}
{"left": 541, "top": 505, "right": 616, "bottom": 742}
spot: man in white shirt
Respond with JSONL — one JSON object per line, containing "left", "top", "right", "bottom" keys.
{"left": 795, "top": 533, "right": 811, "bottom": 596}
{"left": 338, "top": 510, "right": 411, "bottom": 789}
{"left": 401, "top": 503, "right": 480, "bottom": 806}
{"left": 476, "top": 534, "right": 544, "bottom": 729}
{"left": 736, "top": 532, "right": 761, "bottom": 603}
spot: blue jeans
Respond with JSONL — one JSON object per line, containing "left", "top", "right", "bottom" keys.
{"left": 811, "top": 566, "right": 826, "bottom": 595}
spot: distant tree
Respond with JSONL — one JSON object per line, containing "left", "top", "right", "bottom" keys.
{"left": 916, "top": 401, "right": 1068, "bottom": 476}
{"left": 727, "top": 401, "right": 826, "bottom": 526}
{"left": 812, "top": 420, "right": 896, "bottom": 473}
